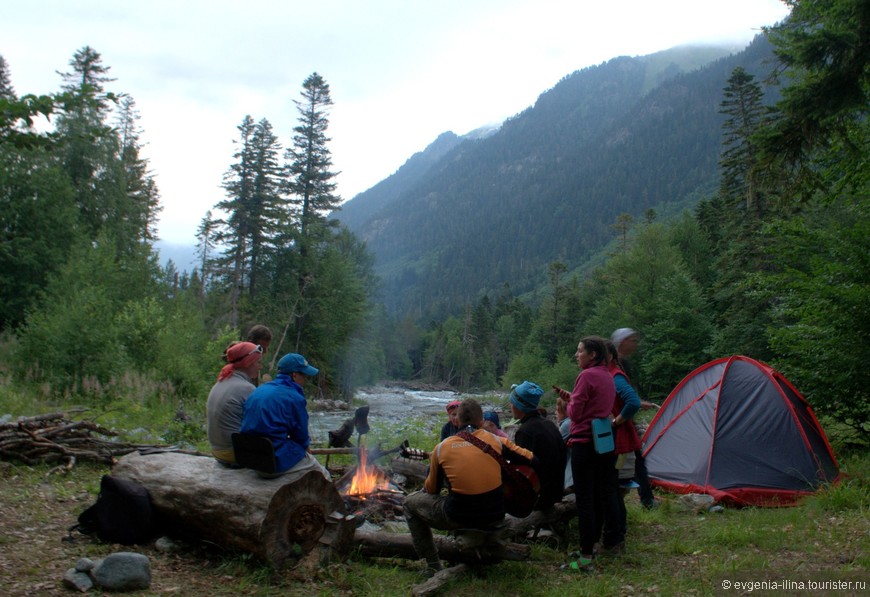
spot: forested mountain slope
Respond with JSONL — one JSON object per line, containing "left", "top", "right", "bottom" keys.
{"left": 336, "top": 39, "right": 778, "bottom": 319}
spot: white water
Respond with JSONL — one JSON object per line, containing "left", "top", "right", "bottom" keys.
{"left": 307, "top": 385, "right": 506, "bottom": 447}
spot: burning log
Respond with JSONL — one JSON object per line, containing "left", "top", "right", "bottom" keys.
{"left": 112, "top": 451, "right": 356, "bottom": 569}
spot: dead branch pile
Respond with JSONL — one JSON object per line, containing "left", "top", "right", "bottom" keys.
{"left": 0, "top": 411, "right": 193, "bottom": 471}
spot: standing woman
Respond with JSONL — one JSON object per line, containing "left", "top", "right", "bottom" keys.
{"left": 563, "top": 336, "right": 619, "bottom": 571}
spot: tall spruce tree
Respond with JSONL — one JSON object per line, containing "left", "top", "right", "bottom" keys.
{"left": 216, "top": 115, "right": 257, "bottom": 326}
{"left": 284, "top": 72, "right": 340, "bottom": 248}
{"left": 115, "top": 95, "right": 161, "bottom": 244}
{"left": 281, "top": 73, "right": 341, "bottom": 349}
{"left": 55, "top": 46, "right": 133, "bottom": 246}
{"left": 719, "top": 67, "right": 767, "bottom": 217}
{"left": 247, "top": 118, "right": 284, "bottom": 299}
{"left": 0, "top": 55, "right": 15, "bottom": 99}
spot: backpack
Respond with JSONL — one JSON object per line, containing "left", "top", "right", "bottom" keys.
{"left": 72, "top": 475, "right": 157, "bottom": 545}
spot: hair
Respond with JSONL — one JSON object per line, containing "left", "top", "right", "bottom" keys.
{"left": 605, "top": 340, "right": 619, "bottom": 363}
{"left": 579, "top": 335, "right": 608, "bottom": 366}
{"left": 457, "top": 398, "right": 483, "bottom": 427}
{"left": 246, "top": 324, "right": 273, "bottom": 345}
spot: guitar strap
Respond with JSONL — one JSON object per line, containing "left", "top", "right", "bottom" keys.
{"left": 457, "top": 431, "right": 510, "bottom": 470}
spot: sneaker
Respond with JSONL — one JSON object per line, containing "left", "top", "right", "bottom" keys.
{"left": 561, "top": 556, "right": 595, "bottom": 573}
{"left": 643, "top": 498, "right": 661, "bottom": 510}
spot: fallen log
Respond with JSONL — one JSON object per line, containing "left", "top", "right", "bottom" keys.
{"left": 412, "top": 564, "right": 468, "bottom": 597}
{"left": 352, "top": 530, "right": 530, "bottom": 564}
{"left": 388, "top": 457, "right": 428, "bottom": 484}
{"left": 501, "top": 495, "right": 577, "bottom": 543}
{"left": 112, "top": 451, "right": 356, "bottom": 569}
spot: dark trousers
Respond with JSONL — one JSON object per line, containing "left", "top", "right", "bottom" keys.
{"left": 634, "top": 449, "right": 655, "bottom": 506}
{"left": 571, "top": 442, "right": 622, "bottom": 556}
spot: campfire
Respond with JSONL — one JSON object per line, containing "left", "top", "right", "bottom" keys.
{"left": 338, "top": 446, "right": 406, "bottom": 522}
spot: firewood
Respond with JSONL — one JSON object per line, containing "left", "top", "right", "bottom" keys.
{"left": 412, "top": 563, "right": 468, "bottom": 597}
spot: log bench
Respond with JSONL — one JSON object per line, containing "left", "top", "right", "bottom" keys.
{"left": 112, "top": 451, "right": 356, "bottom": 569}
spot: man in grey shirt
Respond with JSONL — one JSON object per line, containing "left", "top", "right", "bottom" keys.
{"left": 206, "top": 341, "right": 264, "bottom": 464}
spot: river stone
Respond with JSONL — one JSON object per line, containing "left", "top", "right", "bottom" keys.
{"left": 92, "top": 552, "right": 151, "bottom": 591}
{"left": 63, "top": 567, "right": 94, "bottom": 592}
{"left": 74, "top": 557, "right": 95, "bottom": 572}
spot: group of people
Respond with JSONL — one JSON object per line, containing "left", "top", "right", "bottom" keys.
{"left": 205, "top": 325, "right": 329, "bottom": 482}
{"left": 206, "top": 324, "right": 656, "bottom": 576}
{"left": 405, "top": 327, "right": 656, "bottom": 576}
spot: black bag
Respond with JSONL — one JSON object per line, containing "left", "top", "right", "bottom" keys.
{"left": 73, "top": 475, "right": 157, "bottom": 545}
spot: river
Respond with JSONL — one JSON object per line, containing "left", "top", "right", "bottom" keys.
{"left": 307, "top": 385, "right": 506, "bottom": 447}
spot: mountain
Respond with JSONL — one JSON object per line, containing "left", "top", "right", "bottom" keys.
{"left": 335, "top": 39, "right": 779, "bottom": 319}
{"left": 154, "top": 240, "right": 198, "bottom": 272}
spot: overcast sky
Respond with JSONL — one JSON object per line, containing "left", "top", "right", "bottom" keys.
{"left": 2, "top": 0, "right": 790, "bottom": 245}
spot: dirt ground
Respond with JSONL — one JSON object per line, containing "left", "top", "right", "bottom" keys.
{"left": 0, "top": 461, "right": 338, "bottom": 596}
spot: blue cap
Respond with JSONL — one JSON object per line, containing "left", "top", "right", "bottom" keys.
{"left": 277, "top": 353, "right": 319, "bottom": 377}
{"left": 509, "top": 381, "right": 543, "bottom": 413}
{"left": 483, "top": 411, "right": 501, "bottom": 429}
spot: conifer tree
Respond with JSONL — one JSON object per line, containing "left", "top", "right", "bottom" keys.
{"left": 115, "top": 95, "right": 161, "bottom": 244}
{"left": 247, "top": 118, "right": 283, "bottom": 299}
{"left": 284, "top": 72, "right": 340, "bottom": 249}
{"left": 216, "top": 115, "right": 257, "bottom": 326}
{"left": 0, "top": 55, "right": 15, "bottom": 100}
{"left": 55, "top": 46, "right": 123, "bottom": 240}
{"left": 718, "top": 67, "right": 767, "bottom": 217}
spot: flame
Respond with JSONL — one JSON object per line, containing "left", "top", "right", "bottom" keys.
{"left": 346, "top": 446, "right": 390, "bottom": 498}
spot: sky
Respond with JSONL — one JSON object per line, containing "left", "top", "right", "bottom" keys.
{"left": 2, "top": 0, "right": 791, "bottom": 246}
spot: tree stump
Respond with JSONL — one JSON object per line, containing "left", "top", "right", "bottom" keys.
{"left": 111, "top": 451, "right": 356, "bottom": 568}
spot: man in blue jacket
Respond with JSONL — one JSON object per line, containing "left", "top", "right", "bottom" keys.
{"left": 240, "top": 353, "right": 330, "bottom": 481}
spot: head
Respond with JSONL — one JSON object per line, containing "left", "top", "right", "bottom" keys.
{"left": 218, "top": 342, "right": 263, "bottom": 381}
{"left": 246, "top": 324, "right": 273, "bottom": 354}
{"left": 483, "top": 410, "right": 502, "bottom": 429}
{"left": 222, "top": 340, "right": 242, "bottom": 363}
{"left": 509, "top": 381, "right": 544, "bottom": 417}
{"left": 446, "top": 400, "right": 461, "bottom": 426}
{"left": 456, "top": 398, "right": 484, "bottom": 428}
{"left": 277, "top": 353, "right": 319, "bottom": 385}
{"left": 575, "top": 336, "right": 608, "bottom": 369}
{"left": 611, "top": 327, "right": 638, "bottom": 357}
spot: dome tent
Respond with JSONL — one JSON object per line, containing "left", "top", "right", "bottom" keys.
{"left": 642, "top": 356, "right": 839, "bottom": 506}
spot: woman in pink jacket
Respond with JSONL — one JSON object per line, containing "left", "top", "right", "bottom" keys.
{"left": 558, "top": 335, "right": 620, "bottom": 572}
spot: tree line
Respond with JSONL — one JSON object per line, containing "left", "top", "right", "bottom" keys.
{"left": 0, "top": 49, "right": 375, "bottom": 404}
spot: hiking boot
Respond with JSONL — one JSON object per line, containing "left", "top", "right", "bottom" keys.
{"left": 643, "top": 498, "right": 661, "bottom": 510}
{"left": 423, "top": 560, "right": 443, "bottom": 579}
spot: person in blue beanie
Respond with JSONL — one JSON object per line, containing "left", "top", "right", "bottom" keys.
{"left": 482, "top": 410, "right": 508, "bottom": 438}
{"left": 509, "top": 380, "right": 566, "bottom": 511}
{"left": 240, "top": 353, "right": 330, "bottom": 481}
